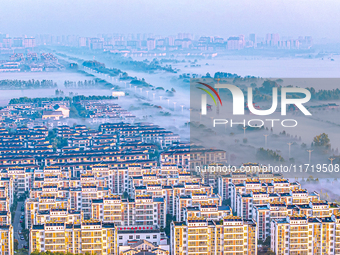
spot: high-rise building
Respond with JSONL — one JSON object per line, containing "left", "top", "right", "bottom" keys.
{"left": 249, "top": 33, "right": 256, "bottom": 47}
{"left": 271, "top": 214, "right": 340, "bottom": 255}
{"left": 171, "top": 216, "right": 257, "bottom": 255}
{"left": 227, "top": 37, "right": 243, "bottom": 50}
{"left": 0, "top": 225, "right": 14, "bottom": 255}
{"left": 12, "top": 37, "right": 23, "bottom": 48}
{"left": 147, "top": 38, "right": 156, "bottom": 51}
{"left": 78, "top": 37, "right": 88, "bottom": 47}
{"left": 24, "top": 38, "right": 36, "bottom": 48}
{"left": 2, "top": 38, "right": 12, "bottom": 48}
{"left": 29, "top": 220, "right": 117, "bottom": 254}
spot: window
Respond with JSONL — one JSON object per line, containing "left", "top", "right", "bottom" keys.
{"left": 153, "top": 235, "right": 157, "bottom": 239}
{"left": 146, "top": 235, "right": 150, "bottom": 239}
{"left": 119, "top": 236, "right": 122, "bottom": 240}
{"left": 129, "top": 235, "right": 133, "bottom": 239}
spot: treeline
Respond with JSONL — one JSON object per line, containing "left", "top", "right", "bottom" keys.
{"left": 72, "top": 95, "right": 118, "bottom": 102}
{"left": 130, "top": 78, "right": 152, "bottom": 88}
{"left": 118, "top": 58, "right": 177, "bottom": 73}
{"left": 9, "top": 95, "right": 117, "bottom": 105}
{"left": 159, "top": 58, "right": 183, "bottom": 64}
{"left": 256, "top": 148, "right": 284, "bottom": 162}
{"left": 214, "top": 72, "right": 241, "bottom": 79}
{"left": 0, "top": 79, "right": 57, "bottom": 89}
{"left": 246, "top": 80, "right": 340, "bottom": 102}
{"left": 307, "top": 87, "right": 340, "bottom": 101}
{"left": 82, "top": 60, "right": 122, "bottom": 77}
{"left": 64, "top": 79, "right": 112, "bottom": 88}
{"left": 9, "top": 97, "right": 69, "bottom": 105}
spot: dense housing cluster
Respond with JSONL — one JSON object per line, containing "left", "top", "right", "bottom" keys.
{"left": 0, "top": 108, "right": 339, "bottom": 254}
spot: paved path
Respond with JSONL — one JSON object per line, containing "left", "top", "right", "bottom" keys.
{"left": 13, "top": 201, "right": 27, "bottom": 249}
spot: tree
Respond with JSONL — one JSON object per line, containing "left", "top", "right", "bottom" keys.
{"left": 313, "top": 133, "right": 330, "bottom": 148}
{"left": 14, "top": 239, "right": 18, "bottom": 250}
{"left": 261, "top": 80, "right": 278, "bottom": 93}
{"left": 122, "top": 191, "right": 129, "bottom": 199}
{"left": 164, "top": 214, "right": 175, "bottom": 236}
{"left": 256, "top": 148, "right": 285, "bottom": 162}
{"left": 69, "top": 63, "right": 78, "bottom": 70}
{"left": 204, "top": 72, "right": 211, "bottom": 78}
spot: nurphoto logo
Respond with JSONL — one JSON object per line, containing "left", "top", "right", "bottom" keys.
{"left": 198, "top": 82, "right": 312, "bottom": 116}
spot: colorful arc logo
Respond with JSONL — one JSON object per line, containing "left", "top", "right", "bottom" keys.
{"left": 197, "top": 82, "right": 222, "bottom": 108}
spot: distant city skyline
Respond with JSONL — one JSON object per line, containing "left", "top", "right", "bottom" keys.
{"left": 0, "top": 31, "right": 313, "bottom": 53}
{"left": 1, "top": 0, "right": 340, "bottom": 42}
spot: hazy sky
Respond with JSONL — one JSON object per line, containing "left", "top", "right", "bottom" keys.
{"left": 1, "top": 0, "right": 340, "bottom": 40}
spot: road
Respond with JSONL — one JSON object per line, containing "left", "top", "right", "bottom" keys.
{"left": 13, "top": 201, "right": 27, "bottom": 249}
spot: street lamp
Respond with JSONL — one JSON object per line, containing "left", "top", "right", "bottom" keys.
{"left": 307, "top": 150, "right": 313, "bottom": 164}
{"left": 264, "top": 134, "right": 269, "bottom": 148}
{"left": 243, "top": 127, "right": 247, "bottom": 138}
{"left": 287, "top": 142, "right": 293, "bottom": 159}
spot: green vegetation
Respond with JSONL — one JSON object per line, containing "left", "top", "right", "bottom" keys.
{"left": 72, "top": 95, "right": 118, "bottom": 102}
{"left": 15, "top": 248, "right": 28, "bottom": 255}
{"left": 118, "top": 58, "right": 177, "bottom": 73}
{"left": 71, "top": 102, "right": 87, "bottom": 118}
{"left": 47, "top": 129, "right": 68, "bottom": 150}
{"left": 68, "top": 63, "right": 78, "bottom": 70}
{"left": 256, "top": 148, "right": 284, "bottom": 162}
{"left": 159, "top": 111, "right": 171, "bottom": 116}
{"left": 21, "top": 111, "right": 43, "bottom": 120}
{"left": 148, "top": 149, "right": 159, "bottom": 161}
{"left": 130, "top": 78, "right": 152, "bottom": 87}
{"left": 10, "top": 95, "right": 118, "bottom": 120}
{"left": 10, "top": 196, "right": 18, "bottom": 224}
{"left": 9, "top": 97, "right": 70, "bottom": 105}
{"left": 163, "top": 214, "right": 176, "bottom": 236}
{"left": 214, "top": 72, "right": 240, "bottom": 79}
{"left": 307, "top": 87, "right": 340, "bottom": 100}
{"left": 64, "top": 79, "right": 107, "bottom": 88}
{"left": 313, "top": 133, "right": 330, "bottom": 148}
{"left": 82, "top": 60, "right": 122, "bottom": 77}
{"left": 76, "top": 70, "right": 95, "bottom": 77}
{"left": 10, "top": 95, "right": 117, "bottom": 105}
{"left": 14, "top": 239, "right": 19, "bottom": 250}
{"left": 222, "top": 199, "right": 231, "bottom": 206}
{"left": 0, "top": 79, "right": 56, "bottom": 89}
